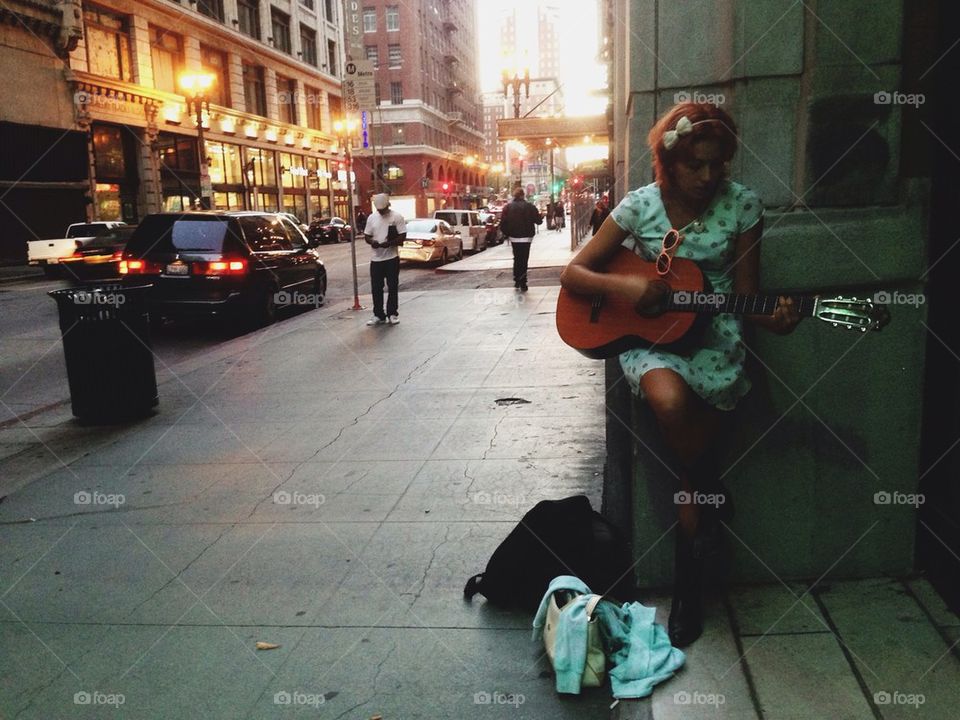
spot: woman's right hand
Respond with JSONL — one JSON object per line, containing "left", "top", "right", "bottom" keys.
{"left": 630, "top": 276, "right": 670, "bottom": 313}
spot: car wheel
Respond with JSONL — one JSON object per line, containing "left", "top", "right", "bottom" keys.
{"left": 313, "top": 271, "right": 327, "bottom": 306}
{"left": 255, "top": 286, "right": 278, "bottom": 326}
{"left": 438, "top": 248, "right": 449, "bottom": 266}
{"left": 455, "top": 243, "right": 464, "bottom": 261}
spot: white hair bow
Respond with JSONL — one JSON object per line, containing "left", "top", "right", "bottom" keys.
{"left": 663, "top": 116, "right": 694, "bottom": 150}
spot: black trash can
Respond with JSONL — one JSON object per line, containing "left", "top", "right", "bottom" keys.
{"left": 48, "top": 284, "right": 158, "bottom": 423}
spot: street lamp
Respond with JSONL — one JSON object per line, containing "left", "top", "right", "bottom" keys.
{"left": 333, "top": 117, "right": 362, "bottom": 312}
{"left": 179, "top": 72, "right": 216, "bottom": 209}
{"left": 502, "top": 66, "right": 530, "bottom": 119}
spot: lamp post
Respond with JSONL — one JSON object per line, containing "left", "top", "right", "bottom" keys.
{"left": 334, "top": 117, "right": 362, "bottom": 311}
{"left": 179, "top": 72, "right": 216, "bottom": 210}
{"left": 501, "top": 66, "right": 530, "bottom": 119}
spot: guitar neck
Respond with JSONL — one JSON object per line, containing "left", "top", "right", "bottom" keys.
{"left": 666, "top": 291, "right": 817, "bottom": 317}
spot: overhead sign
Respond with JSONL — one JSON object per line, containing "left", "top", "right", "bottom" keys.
{"left": 343, "top": 60, "right": 375, "bottom": 112}
{"left": 343, "top": 0, "right": 363, "bottom": 60}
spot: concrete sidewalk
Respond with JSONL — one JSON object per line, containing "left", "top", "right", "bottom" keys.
{"left": 1, "top": 261, "right": 958, "bottom": 719}
{"left": 443, "top": 222, "right": 580, "bottom": 272}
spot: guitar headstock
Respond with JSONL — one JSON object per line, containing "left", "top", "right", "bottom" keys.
{"left": 814, "top": 296, "right": 891, "bottom": 332}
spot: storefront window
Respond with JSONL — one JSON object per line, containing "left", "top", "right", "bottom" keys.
{"left": 243, "top": 147, "right": 277, "bottom": 188}
{"left": 206, "top": 141, "right": 242, "bottom": 184}
{"left": 213, "top": 192, "right": 245, "bottom": 211}
{"left": 92, "top": 125, "right": 125, "bottom": 178}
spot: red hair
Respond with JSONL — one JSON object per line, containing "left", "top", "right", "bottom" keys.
{"left": 648, "top": 103, "right": 739, "bottom": 193}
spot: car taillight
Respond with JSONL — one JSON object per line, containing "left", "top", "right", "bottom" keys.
{"left": 197, "top": 259, "right": 248, "bottom": 276}
{"left": 119, "top": 259, "right": 144, "bottom": 274}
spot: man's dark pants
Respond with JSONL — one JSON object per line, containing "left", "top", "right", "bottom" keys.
{"left": 512, "top": 241, "right": 531, "bottom": 288}
{"left": 370, "top": 256, "right": 400, "bottom": 319}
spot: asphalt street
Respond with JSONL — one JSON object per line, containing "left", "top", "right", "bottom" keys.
{"left": 0, "top": 241, "right": 559, "bottom": 425}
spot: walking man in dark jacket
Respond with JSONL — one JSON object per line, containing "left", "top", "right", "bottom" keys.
{"left": 499, "top": 187, "right": 542, "bottom": 291}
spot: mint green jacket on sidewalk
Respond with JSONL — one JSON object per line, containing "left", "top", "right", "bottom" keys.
{"left": 532, "top": 575, "right": 686, "bottom": 698}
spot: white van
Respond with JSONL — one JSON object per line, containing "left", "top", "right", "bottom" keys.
{"left": 433, "top": 209, "right": 485, "bottom": 253}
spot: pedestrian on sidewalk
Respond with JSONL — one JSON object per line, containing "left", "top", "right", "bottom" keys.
{"left": 499, "top": 186, "right": 542, "bottom": 291}
{"left": 560, "top": 101, "right": 801, "bottom": 648}
{"left": 354, "top": 205, "right": 368, "bottom": 236}
{"left": 553, "top": 199, "right": 565, "bottom": 232}
{"left": 589, "top": 196, "right": 609, "bottom": 236}
{"left": 363, "top": 193, "right": 406, "bottom": 325}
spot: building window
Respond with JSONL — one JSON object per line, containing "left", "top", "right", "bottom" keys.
{"left": 327, "top": 39, "right": 338, "bottom": 76}
{"left": 149, "top": 26, "right": 182, "bottom": 93}
{"left": 324, "top": 0, "right": 335, "bottom": 22}
{"left": 362, "top": 7, "right": 376, "bottom": 32}
{"left": 300, "top": 25, "right": 317, "bottom": 66}
{"left": 394, "top": 125, "right": 404, "bottom": 145}
{"left": 83, "top": 5, "right": 132, "bottom": 82}
{"left": 200, "top": 45, "right": 230, "bottom": 107}
{"left": 388, "top": 44, "right": 401, "bottom": 67}
{"left": 277, "top": 76, "right": 297, "bottom": 125}
{"left": 365, "top": 45, "right": 379, "bottom": 69}
{"left": 196, "top": 0, "right": 224, "bottom": 22}
{"left": 385, "top": 6, "right": 399, "bottom": 31}
{"left": 272, "top": 9, "right": 291, "bottom": 54}
{"left": 300, "top": 0, "right": 314, "bottom": 9}
{"left": 237, "top": 0, "right": 260, "bottom": 40}
{"left": 304, "top": 85, "right": 323, "bottom": 131}
{"left": 390, "top": 81, "right": 403, "bottom": 105}
{"left": 243, "top": 63, "right": 267, "bottom": 117}
{"left": 374, "top": 82, "right": 381, "bottom": 105}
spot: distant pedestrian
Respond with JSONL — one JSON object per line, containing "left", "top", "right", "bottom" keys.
{"left": 553, "top": 200, "right": 565, "bottom": 231}
{"left": 363, "top": 193, "right": 406, "bottom": 325}
{"left": 589, "top": 197, "right": 610, "bottom": 236}
{"left": 499, "top": 186, "right": 542, "bottom": 291}
{"left": 354, "top": 205, "right": 368, "bottom": 235}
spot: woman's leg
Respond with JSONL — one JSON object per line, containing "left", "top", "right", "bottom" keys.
{"left": 639, "top": 368, "right": 722, "bottom": 537}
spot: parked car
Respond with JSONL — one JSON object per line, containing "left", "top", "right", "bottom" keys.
{"left": 433, "top": 209, "right": 486, "bottom": 253}
{"left": 60, "top": 225, "right": 138, "bottom": 281}
{"left": 120, "top": 211, "right": 326, "bottom": 327}
{"left": 279, "top": 212, "right": 310, "bottom": 237}
{"left": 478, "top": 210, "right": 503, "bottom": 246}
{"left": 27, "top": 221, "right": 127, "bottom": 276}
{"left": 398, "top": 218, "right": 463, "bottom": 265}
{"left": 308, "top": 216, "right": 353, "bottom": 244}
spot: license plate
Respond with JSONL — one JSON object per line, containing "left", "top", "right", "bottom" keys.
{"left": 165, "top": 262, "right": 189, "bottom": 275}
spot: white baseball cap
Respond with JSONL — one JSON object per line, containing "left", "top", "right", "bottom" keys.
{"left": 372, "top": 193, "right": 390, "bottom": 210}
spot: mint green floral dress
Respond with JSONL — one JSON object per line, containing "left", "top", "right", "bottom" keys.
{"left": 609, "top": 180, "right": 764, "bottom": 411}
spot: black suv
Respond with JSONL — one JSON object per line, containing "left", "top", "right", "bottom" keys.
{"left": 120, "top": 212, "right": 326, "bottom": 327}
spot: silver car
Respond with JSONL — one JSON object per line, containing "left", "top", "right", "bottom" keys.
{"left": 399, "top": 218, "right": 464, "bottom": 264}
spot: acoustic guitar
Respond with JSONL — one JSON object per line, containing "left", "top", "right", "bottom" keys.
{"left": 556, "top": 247, "right": 890, "bottom": 359}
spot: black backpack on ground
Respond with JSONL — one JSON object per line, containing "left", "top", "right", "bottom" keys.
{"left": 463, "top": 495, "right": 635, "bottom": 612}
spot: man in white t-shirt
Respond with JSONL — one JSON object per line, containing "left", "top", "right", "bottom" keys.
{"left": 363, "top": 193, "right": 407, "bottom": 325}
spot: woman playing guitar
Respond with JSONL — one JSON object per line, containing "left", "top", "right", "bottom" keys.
{"left": 560, "top": 102, "right": 801, "bottom": 647}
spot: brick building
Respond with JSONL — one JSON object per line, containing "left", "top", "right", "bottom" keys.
{"left": 0, "top": 0, "right": 346, "bottom": 263}
{"left": 349, "top": 0, "right": 488, "bottom": 218}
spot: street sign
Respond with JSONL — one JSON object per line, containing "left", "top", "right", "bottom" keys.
{"left": 343, "top": 60, "right": 375, "bottom": 113}
{"left": 344, "top": 0, "right": 363, "bottom": 60}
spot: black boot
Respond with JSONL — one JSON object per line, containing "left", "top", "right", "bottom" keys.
{"left": 668, "top": 532, "right": 704, "bottom": 648}
{"left": 691, "top": 481, "right": 734, "bottom": 561}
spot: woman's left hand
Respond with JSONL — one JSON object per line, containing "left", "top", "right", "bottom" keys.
{"left": 769, "top": 296, "right": 801, "bottom": 334}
